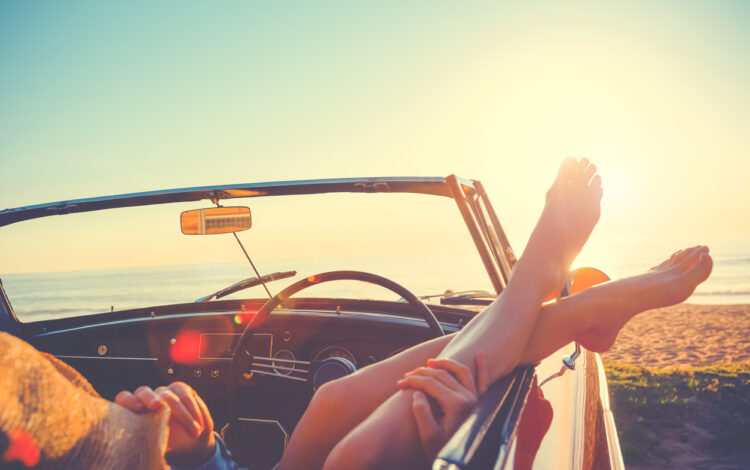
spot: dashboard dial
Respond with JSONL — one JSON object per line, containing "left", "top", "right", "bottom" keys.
{"left": 314, "top": 346, "right": 357, "bottom": 367}
{"left": 272, "top": 349, "right": 296, "bottom": 376}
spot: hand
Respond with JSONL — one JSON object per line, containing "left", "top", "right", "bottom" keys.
{"left": 115, "top": 382, "right": 216, "bottom": 467}
{"left": 397, "top": 352, "right": 489, "bottom": 459}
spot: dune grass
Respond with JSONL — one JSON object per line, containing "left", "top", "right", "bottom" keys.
{"left": 604, "top": 362, "right": 750, "bottom": 466}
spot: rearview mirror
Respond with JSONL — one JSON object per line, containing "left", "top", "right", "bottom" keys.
{"left": 181, "top": 207, "right": 252, "bottom": 235}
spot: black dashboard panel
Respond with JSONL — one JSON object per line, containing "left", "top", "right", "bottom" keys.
{"left": 26, "top": 301, "right": 468, "bottom": 402}
{"left": 24, "top": 300, "right": 471, "bottom": 469}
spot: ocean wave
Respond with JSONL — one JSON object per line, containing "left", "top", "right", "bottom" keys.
{"left": 716, "top": 257, "right": 750, "bottom": 265}
{"left": 19, "top": 307, "right": 101, "bottom": 315}
{"left": 692, "top": 289, "right": 750, "bottom": 296}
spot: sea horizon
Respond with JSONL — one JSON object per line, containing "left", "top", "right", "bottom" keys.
{"left": 3, "top": 238, "right": 749, "bottom": 322}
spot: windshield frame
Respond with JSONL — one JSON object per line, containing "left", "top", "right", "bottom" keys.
{"left": 0, "top": 175, "right": 515, "bottom": 326}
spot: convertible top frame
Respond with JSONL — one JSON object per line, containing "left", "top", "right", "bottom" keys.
{"left": 0, "top": 177, "right": 455, "bottom": 226}
{"left": 0, "top": 176, "right": 515, "bottom": 296}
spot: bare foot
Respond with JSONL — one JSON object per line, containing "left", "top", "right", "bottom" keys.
{"left": 577, "top": 246, "right": 713, "bottom": 352}
{"left": 514, "top": 157, "right": 603, "bottom": 297}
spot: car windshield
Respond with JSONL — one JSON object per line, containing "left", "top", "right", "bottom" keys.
{"left": 0, "top": 191, "right": 494, "bottom": 322}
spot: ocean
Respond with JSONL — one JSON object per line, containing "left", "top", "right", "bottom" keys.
{"left": 575, "top": 238, "right": 750, "bottom": 305}
{"left": 3, "top": 239, "right": 749, "bottom": 323}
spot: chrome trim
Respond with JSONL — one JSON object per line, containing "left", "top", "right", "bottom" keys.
{"left": 251, "top": 362, "right": 305, "bottom": 374}
{"left": 596, "top": 353, "right": 626, "bottom": 470}
{"left": 495, "top": 432, "right": 517, "bottom": 470}
{"left": 432, "top": 463, "right": 461, "bottom": 470}
{"left": 254, "top": 355, "right": 311, "bottom": 366}
{"left": 569, "top": 348, "right": 587, "bottom": 470}
{"left": 236, "top": 418, "right": 289, "bottom": 448}
{"left": 198, "top": 332, "right": 242, "bottom": 360}
{"left": 271, "top": 349, "right": 296, "bottom": 376}
{"left": 314, "top": 345, "right": 357, "bottom": 367}
{"left": 540, "top": 341, "right": 583, "bottom": 386}
{"left": 27, "top": 306, "right": 454, "bottom": 334}
{"left": 250, "top": 353, "right": 310, "bottom": 382}
{"left": 250, "top": 369, "right": 308, "bottom": 382}
{"left": 29, "top": 311, "right": 247, "bottom": 335}
{"left": 252, "top": 333, "right": 274, "bottom": 358}
{"left": 219, "top": 417, "right": 289, "bottom": 465}
{"left": 55, "top": 355, "right": 158, "bottom": 361}
{"left": 562, "top": 342, "right": 581, "bottom": 370}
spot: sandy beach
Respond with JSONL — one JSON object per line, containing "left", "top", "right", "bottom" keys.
{"left": 601, "top": 303, "right": 750, "bottom": 368}
{"left": 601, "top": 303, "right": 750, "bottom": 470}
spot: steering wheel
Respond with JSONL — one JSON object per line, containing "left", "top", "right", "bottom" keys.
{"left": 227, "top": 270, "right": 445, "bottom": 419}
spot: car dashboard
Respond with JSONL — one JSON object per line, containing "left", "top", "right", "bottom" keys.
{"left": 22, "top": 297, "right": 473, "bottom": 469}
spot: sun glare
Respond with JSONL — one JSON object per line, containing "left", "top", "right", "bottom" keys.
{"left": 600, "top": 170, "right": 633, "bottom": 209}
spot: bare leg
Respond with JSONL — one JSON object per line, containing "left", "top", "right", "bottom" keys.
{"left": 281, "top": 245, "right": 712, "bottom": 470}
{"left": 438, "top": 157, "right": 603, "bottom": 381}
{"left": 320, "top": 157, "right": 604, "bottom": 470}
{"left": 519, "top": 245, "right": 712, "bottom": 360}
{"left": 279, "top": 334, "right": 454, "bottom": 470}
{"left": 322, "top": 248, "right": 712, "bottom": 469}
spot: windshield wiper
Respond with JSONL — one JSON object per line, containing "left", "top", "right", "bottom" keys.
{"left": 439, "top": 290, "right": 495, "bottom": 306}
{"left": 195, "top": 270, "right": 297, "bottom": 303}
{"left": 399, "top": 289, "right": 496, "bottom": 306}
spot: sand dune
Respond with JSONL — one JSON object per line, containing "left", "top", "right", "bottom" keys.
{"left": 601, "top": 303, "right": 750, "bottom": 368}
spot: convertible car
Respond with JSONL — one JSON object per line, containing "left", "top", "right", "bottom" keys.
{"left": 0, "top": 176, "right": 624, "bottom": 469}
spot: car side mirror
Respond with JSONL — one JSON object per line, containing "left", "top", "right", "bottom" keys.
{"left": 181, "top": 207, "right": 252, "bottom": 235}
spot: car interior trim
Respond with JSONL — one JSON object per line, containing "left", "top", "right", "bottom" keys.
{"left": 236, "top": 418, "right": 289, "bottom": 447}
{"left": 596, "top": 354, "right": 625, "bottom": 470}
{"left": 54, "top": 355, "right": 158, "bottom": 361}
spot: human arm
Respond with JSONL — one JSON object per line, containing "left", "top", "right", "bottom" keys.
{"left": 115, "top": 382, "right": 236, "bottom": 469}
{"left": 397, "top": 352, "right": 489, "bottom": 460}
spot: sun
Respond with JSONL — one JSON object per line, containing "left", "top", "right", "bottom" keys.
{"left": 598, "top": 166, "right": 635, "bottom": 211}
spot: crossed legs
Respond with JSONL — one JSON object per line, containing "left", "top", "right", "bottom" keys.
{"left": 280, "top": 244, "right": 711, "bottom": 470}
{"left": 278, "top": 158, "right": 713, "bottom": 470}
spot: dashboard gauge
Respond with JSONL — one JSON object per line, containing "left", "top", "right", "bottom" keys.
{"left": 314, "top": 346, "right": 357, "bottom": 367}
{"left": 386, "top": 348, "right": 405, "bottom": 359}
{"left": 272, "top": 349, "right": 296, "bottom": 376}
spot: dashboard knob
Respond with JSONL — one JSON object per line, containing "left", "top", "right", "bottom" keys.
{"left": 312, "top": 357, "right": 356, "bottom": 391}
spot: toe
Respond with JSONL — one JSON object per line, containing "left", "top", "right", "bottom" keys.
{"left": 653, "top": 250, "right": 681, "bottom": 270}
{"left": 582, "top": 163, "right": 597, "bottom": 185}
{"left": 590, "top": 175, "right": 603, "bottom": 200}
{"left": 556, "top": 157, "right": 578, "bottom": 184}
{"left": 666, "top": 249, "right": 689, "bottom": 267}
{"left": 686, "top": 253, "right": 713, "bottom": 285}
{"left": 675, "top": 246, "right": 708, "bottom": 272}
{"left": 668, "top": 249, "right": 684, "bottom": 266}
{"left": 572, "top": 158, "right": 590, "bottom": 184}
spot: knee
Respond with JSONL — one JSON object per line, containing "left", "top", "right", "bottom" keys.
{"left": 323, "top": 432, "right": 377, "bottom": 470}
{"left": 307, "top": 376, "right": 350, "bottom": 418}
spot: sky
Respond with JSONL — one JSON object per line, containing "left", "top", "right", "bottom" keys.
{"left": 1, "top": 1, "right": 749, "bottom": 273}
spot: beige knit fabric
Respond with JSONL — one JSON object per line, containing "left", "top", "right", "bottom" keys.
{"left": 0, "top": 332, "right": 169, "bottom": 469}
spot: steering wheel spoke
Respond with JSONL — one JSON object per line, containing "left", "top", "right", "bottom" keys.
{"left": 227, "top": 270, "right": 445, "bottom": 423}
{"left": 250, "top": 355, "right": 312, "bottom": 383}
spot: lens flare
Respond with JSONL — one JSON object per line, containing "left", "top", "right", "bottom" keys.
{"left": 232, "top": 312, "right": 255, "bottom": 325}
{"left": 169, "top": 330, "right": 202, "bottom": 364}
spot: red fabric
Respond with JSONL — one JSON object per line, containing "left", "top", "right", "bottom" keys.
{"left": 514, "top": 379, "right": 553, "bottom": 470}
{"left": 2, "top": 428, "right": 40, "bottom": 467}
